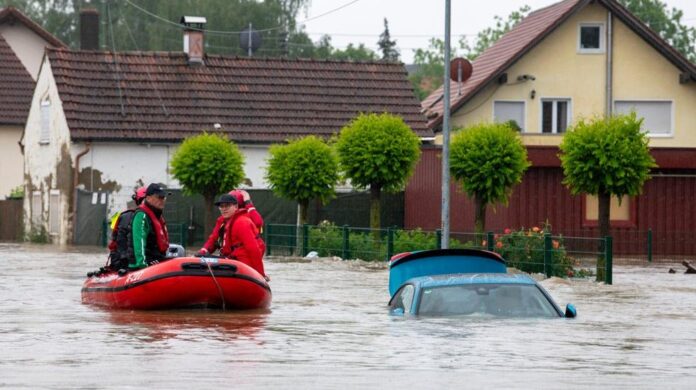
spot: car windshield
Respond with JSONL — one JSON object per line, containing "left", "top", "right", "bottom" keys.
{"left": 417, "top": 283, "right": 559, "bottom": 318}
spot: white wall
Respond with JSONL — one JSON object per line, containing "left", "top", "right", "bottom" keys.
{"left": 0, "top": 125, "right": 23, "bottom": 197}
{"left": 0, "top": 23, "right": 51, "bottom": 80}
{"left": 75, "top": 142, "right": 272, "bottom": 217}
{"left": 23, "top": 58, "right": 73, "bottom": 244}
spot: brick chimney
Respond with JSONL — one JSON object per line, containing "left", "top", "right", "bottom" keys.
{"left": 180, "top": 16, "right": 207, "bottom": 65}
{"left": 80, "top": 9, "right": 99, "bottom": 50}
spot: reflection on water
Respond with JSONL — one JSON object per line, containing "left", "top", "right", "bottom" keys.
{"left": 1, "top": 243, "right": 696, "bottom": 389}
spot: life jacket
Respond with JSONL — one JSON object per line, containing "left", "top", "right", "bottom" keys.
{"left": 107, "top": 209, "right": 136, "bottom": 270}
{"left": 127, "top": 202, "right": 169, "bottom": 264}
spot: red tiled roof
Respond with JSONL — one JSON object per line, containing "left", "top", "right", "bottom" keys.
{"left": 422, "top": 0, "right": 696, "bottom": 130}
{"left": 0, "top": 7, "right": 66, "bottom": 48}
{"left": 47, "top": 48, "right": 431, "bottom": 143}
{"left": 0, "top": 35, "right": 34, "bottom": 125}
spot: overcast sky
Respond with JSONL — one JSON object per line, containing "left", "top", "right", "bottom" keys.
{"left": 300, "top": 0, "right": 696, "bottom": 63}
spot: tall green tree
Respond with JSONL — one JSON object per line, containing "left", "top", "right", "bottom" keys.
{"left": 377, "top": 17, "right": 399, "bottom": 61}
{"left": 559, "top": 113, "right": 656, "bottom": 280}
{"left": 449, "top": 122, "right": 530, "bottom": 234}
{"left": 265, "top": 136, "right": 339, "bottom": 225}
{"left": 170, "top": 133, "right": 245, "bottom": 236}
{"left": 620, "top": 0, "right": 696, "bottom": 61}
{"left": 336, "top": 113, "right": 421, "bottom": 234}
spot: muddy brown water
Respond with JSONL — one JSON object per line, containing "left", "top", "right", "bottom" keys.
{"left": 1, "top": 243, "right": 695, "bottom": 389}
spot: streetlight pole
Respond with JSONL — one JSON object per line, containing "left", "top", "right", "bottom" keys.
{"left": 440, "top": 0, "right": 452, "bottom": 249}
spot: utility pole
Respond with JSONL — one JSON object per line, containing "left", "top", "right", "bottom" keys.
{"left": 440, "top": 0, "right": 452, "bottom": 249}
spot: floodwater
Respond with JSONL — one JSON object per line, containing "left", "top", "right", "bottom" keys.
{"left": 1, "top": 244, "right": 695, "bottom": 389}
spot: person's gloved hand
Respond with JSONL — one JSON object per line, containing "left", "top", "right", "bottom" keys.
{"left": 195, "top": 248, "right": 209, "bottom": 257}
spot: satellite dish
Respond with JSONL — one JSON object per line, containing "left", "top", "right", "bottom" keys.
{"left": 450, "top": 57, "right": 473, "bottom": 82}
{"left": 240, "top": 25, "right": 262, "bottom": 55}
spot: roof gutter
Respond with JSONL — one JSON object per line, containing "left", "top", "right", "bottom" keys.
{"left": 71, "top": 142, "right": 91, "bottom": 244}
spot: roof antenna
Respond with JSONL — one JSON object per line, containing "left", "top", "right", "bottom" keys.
{"left": 106, "top": 2, "right": 126, "bottom": 117}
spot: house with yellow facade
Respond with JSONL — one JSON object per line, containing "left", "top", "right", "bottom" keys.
{"left": 407, "top": 0, "right": 696, "bottom": 256}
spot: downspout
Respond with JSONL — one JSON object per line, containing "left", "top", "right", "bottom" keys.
{"left": 72, "top": 142, "right": 91, "bottom": 243}
{"left": 606, "top": 10, "right": 613, "bottom": 116}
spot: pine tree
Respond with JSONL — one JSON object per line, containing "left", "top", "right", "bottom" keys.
{"left": 377, "top": 18, "right": 399, "bottom": 61}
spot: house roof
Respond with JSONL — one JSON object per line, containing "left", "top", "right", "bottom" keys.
{"left": 422, "top": 0, "right": 696, "bottom": 130}
{"left": 46, "top": 48, "right": 431, "bottom": 143}
{"left": 0, "top": 34, "right": 34, "bottom": 125}
{"left": 0, "top": 7, "right": 66, "bottom": 48}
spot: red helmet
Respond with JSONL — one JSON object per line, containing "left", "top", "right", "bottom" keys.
{"left": 228, "top": 189, "right": 245, "bottom": 206}
{"left": 133, "top": 187, "right": 147, "bottom": 204}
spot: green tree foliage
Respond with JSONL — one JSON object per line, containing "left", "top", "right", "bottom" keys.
{"left": 266, "top": 136, "right": 339, "bottom": 225}
{"left": 559, "top": 113, "right": 656, "bottom": 280}
{"left": 336, "top": 113, "right": 421, "bottom": 233}
{"left": 170, "top": 133, "right": 245, "bottom": 235}
{"left": 449, "top": 122, "right": 530, "bottom": 233}
{"left": 620, "top": 0, "right": 696, "bottom": 62}
{"left": 409, "top": 6, "right": 530, "bottom": 100}
{"left": 377, "top": 18, "right": 399, "bottom": 61}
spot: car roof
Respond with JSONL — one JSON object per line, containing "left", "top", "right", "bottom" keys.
{"left": 408, "top": 273, "right": 538, "bottom": 289}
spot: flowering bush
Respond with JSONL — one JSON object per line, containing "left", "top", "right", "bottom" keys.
{"left": 493, "top": 224, "right": 573, "bottom": 277}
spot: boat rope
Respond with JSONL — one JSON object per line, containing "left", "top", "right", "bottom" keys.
{"left": 206, "top": 261, "right": 227, "bottom": 311}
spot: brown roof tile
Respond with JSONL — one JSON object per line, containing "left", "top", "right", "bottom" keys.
{"left": 47, "top": 49, "right": 431, "bottom": 143}
{"left": 0, "top": 34, "right": 34, "bottom": 125}
{"left": 422, "top": 0, "right": 696, "bottom": 130}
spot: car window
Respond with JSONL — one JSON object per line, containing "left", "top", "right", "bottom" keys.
{"left": 417, "top": 283, "right": 559, "bottom": 318}
{"left": 389, "top": 284, "right": 415, "bottom": 314}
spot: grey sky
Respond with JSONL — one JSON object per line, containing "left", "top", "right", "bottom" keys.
{"left": 301, "top": 0, "right": 696, "bottom": 63}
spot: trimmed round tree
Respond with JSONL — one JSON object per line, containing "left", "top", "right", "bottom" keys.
{"left": 266, "top": 135, "right": 339, "bottom": 225}
{"left": 336, "top": 113, "right": 421, "bottom": 233}
{"left": 559, "top": 113, "right": 656, "bottom": 280}
{"left": 170, "top": 133, "right": 245, "bottom": 236}
{"left": 450, "top": 122, "right": 530, "bottom": 233}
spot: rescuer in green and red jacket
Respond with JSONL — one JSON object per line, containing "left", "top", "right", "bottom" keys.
{"left": 128, "top": 183, "right": 170, "bottom": 270}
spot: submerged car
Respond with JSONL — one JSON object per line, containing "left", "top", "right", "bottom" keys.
{"left": 388, "top": 249, "right": 576, "bottom": 318}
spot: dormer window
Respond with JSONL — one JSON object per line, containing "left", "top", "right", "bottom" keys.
{"left": 578, "top": 23, "right": 604, "bottom": 53}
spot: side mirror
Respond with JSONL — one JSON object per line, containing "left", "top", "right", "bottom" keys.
{"left": 390, "top": 307, "right": 405, "bottom": 317}
{"left": 565, "top": 303, "right": 577, "bottom": 318}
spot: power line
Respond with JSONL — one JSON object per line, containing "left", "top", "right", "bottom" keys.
{"left": 124, "top": 0, "right": 361, "bottom": 35}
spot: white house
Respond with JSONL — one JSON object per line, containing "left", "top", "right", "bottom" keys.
{"left": 22, "top": 19, "right": 430, "bottom": 244}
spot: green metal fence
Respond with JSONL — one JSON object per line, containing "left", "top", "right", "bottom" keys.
{"left": 264, "top": 223, "right": 613, "bottom": 284}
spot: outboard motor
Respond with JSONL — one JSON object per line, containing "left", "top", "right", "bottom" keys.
{"left": 166, "top": 244, "right": 186, "bottom": 259}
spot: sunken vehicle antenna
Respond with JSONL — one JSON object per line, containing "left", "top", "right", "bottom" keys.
{"left": 240, "top": 23, "right": 262, "bottom": 57}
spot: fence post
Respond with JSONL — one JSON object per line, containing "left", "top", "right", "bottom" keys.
{"left": 436, "top": 229, "right": 442, "bottom": 250}
{"left": 543, "top": 233, "right": 552, "bottom": 278}
{"left": 647, "top": 229, "right": 652, "bottom": 263}
{"left": 102, "top": 219, "right": 108, "bottom": 247}
{"left": 182, "top": 223, "right": 188, "bottom": 247}
{"left": 605, "top": 236, "right": 613, "bottom": 285}
{"left": 302, "top": 224, "right": 309, "bottom": 257}
{"left": 266, "top": 224, "right": 272, "bottom": 256}
{"left": 486, "top": 231, "right": 494, "bottom": 251}
{"left": 342, "top": 225, "right": 350, "bottom": 260}
{"left": 387, "top": 227, "right": 394, "bottom": 261}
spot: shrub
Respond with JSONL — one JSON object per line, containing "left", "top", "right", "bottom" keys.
{"left": 494, "top": 224, "right": 573, "bottom": 277}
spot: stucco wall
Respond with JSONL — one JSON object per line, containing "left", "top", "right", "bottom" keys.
{"left": 449, "top": 3, "right": 696, "bottom": 148}
{"left": 73, "top": 142, "right": 272, "bottom": 218}
{"left": 0, "top": 23, "right": 51, "bottom": 80}
{"left": 0, "top": 125, "right": 23, "bottom": 197}
{"left": 23, "top": 58, "right": 73, "bottom": 244}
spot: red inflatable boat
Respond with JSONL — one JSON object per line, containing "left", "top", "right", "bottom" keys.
{"left": 81, "top": 257, "right": 271, "bottom": 310}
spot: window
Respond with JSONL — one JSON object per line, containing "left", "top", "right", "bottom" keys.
{"left": 493, "top": 101, "right": 525, "bottom": 131}
{"left": 614, "top": 100, "right": 673, "bottom": 136}
{"left": 541, "top": 99, "right": 570, "bottom": 133}
{"left": 40, "top": 99, "right": 50, "bottom": 144}
{"left": 31, "top": 191, "right": 42, "bottom": 226}
{"left": 584, "top": 195, "right": 635, "bottom": 227}
{"left": 389, "top": 284, "right": 415, "bottom": 314}
{"left": 578, "top": 23, "right": 604, "bottom": 53}
{"left": 49, "top": 190, "right": 61, "bottom": 234}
